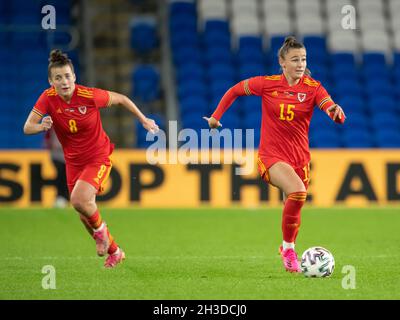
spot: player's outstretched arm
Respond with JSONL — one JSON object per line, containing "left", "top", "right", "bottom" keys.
{"left": 203, "top": 116, "right": 222, "bottom": 129}
{"left": 326, "top": 104, "right": 346, "bottom": 124}
{"left": 23, "top": 112, "right": 53, "bottom": 135}
{"left": 108, "top": 91, "right": 159, "bottom": 134}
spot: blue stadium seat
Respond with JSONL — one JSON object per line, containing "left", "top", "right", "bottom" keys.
{"left": 331, "top": 53, "right": 356, "bottom": 68}
{"left": 170, "top": 15, "right": 197, "bottom": 34}
{"left": 178, "top": 79, "right": 207, "bottom": 100}
{"left": 207, "top": 63, "right": 235, "bottom": 81}
{"left": 342, "top": 113, "right": 369, "bottom": 131}
{"left": 367, "top": 96, "right": 397, "bottom": 114}
{"left": 209, "top": 80, "right": 234, "bottom": 100}
{"left": 342, "top": 129, "right": 374, "bottom": 148}
{"left": 238, "top": 63, "right": 267, "bottom": 80}
{"left": 310, "top": 130, "right": 342, "bottom": 148}
{"left": 218, "top": 112, "right": 241, "bottom": 129}
{"left": 305, "top": 37, "right": 327, "bottom": 64}
{"left": 362, "top": 66, "right": 391, "bottom": 82}
{"left": 331, "top": 65, "right": 359, "bottom": 82}
{"left": 10, "top": 31, "right": 43, "bottom": 47}
{"left": 238, "top": 35, "right": 263, "bottom": 49}
{"left": 132, "top": 64, "right": 160, "bottom": 103}
{"left": 130, "top": 17, "right": 158, "bottom": 54}
{"left": 310, "top": 111, "right": 340, "bottom": 134}
{"left": 337, "top": 96, "right": 365, "bottom": 114}
{"left": 173, "top": 46, "right": 203, "bottom": 66}
{"left": 270, "top": 36, "right": 287, "bottom": 54}
{"left": 242, "top": 96, "right": 262, "bottom": 113}
{"left": 394, "top": 52, "right": 400, "bottom": 66}
{"left": 334, "top": 79, "right": 363, "bottom": 97}
{"left": 176, "top": 62, "right": 205, "bottom": 83}
{"left": 181, "top": 108, "right": 207, "bottom": 127}
{"left": 304, "top": 36, "right": 326, "bottom": 52}
{"left": 371, "top": 113, "right": 399, "bottom": 131}
{"left": 0, "top": 1, "right": 9, "bottom": 24}
{"left": 362, "top": 53, "right": 387, "bottom": 67}
{"left": 204, "top": 19, "right": 229, "bottom": 32}
{"left": 375, "top": 129, "right": 400, "bottom": 148}
{"left": 243, "top": 114, "right": 262, "bottom": 130}
{"left": 364, "top": 79, "right": 394, "bottom": 99}
{"left": 169, "top": 1, "right": 196, "bottom": 17}
{"left": 171, "top": 31, "right": 199, "bottom": 50}
{"left": 237, "top": 47, "right": 265, "bottom": 66}
{"left": 203, "top": 32, "right": 231, "bottom": 51}
{"left": 205, "top": 46, "right": 233, "bottom": 65}
{"left": 308, "top": 63, "right": 328, "bottom": 83}
{"left": 394, "top": 82, "right": 400, "bottom": 99}
{"left": 179, "top": 95, "right": 209, "bottom": 115}
{"left": 267, "top": 36, "right": 286, "bottom": 70}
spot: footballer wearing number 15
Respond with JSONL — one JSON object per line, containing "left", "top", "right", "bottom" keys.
{"left": 23, "top": 50, "right": 159, "bottom": 268}
{"left": 204, "top": 36, "right": 346, "bottom": 273}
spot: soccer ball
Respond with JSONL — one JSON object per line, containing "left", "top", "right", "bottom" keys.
{"left": 300, "top": 247, "right": 335, "bottom": 278}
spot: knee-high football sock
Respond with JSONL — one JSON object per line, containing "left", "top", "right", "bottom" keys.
{"left": 86, "top": 210, "right": 118, "bottom": 254}
{"left": 282, "top": 192, "right": 307, "bottom": 245}
{"left": 87, "top": 210, "right": 104, "bottom": 230}
{"left": 79, "top": 214, "right": 94, "bottom": 236}
{"left": 107, "top": 231, "right": 119, "bottom": 255}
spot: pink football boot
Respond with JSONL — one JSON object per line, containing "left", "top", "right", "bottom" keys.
{"left": 279, "top": 245, "right": 301, "bottom": 273}
{"left": 93, "top": 224, "right": 110, "bottom": 257}
{"left": 104, "top": 248, "right": 126, "bottom": 268}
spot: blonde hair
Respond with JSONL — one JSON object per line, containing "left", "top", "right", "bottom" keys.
{"left": 278, "top": 36, "right": 311, "bottom": 76}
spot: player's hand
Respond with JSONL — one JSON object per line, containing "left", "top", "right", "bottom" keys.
{"left": 142, "top": 118, "right": 159, "bottom": 134}
{"left": 203, "top": 116, "right": 222, "bottom": 129}
{"left": 41, "top": 116, "right": 53, "bottom": 131}
{"left": 327, "top": 104, "right": 346, "bottom": 122}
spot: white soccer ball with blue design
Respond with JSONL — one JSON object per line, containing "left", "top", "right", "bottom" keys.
{"left": 300, "top": 247, "right": 335, "bottom": 278}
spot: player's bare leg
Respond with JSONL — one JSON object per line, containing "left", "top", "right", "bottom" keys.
{"left": 70, "top": 180, "right": 123, "bottom": 266}
{"left": 269, "top": 162, "right": 306, "bottom": 272}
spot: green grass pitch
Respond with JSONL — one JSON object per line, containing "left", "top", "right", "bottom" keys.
{"left": 0, "top": 207, "right": 399, "bottom": 300}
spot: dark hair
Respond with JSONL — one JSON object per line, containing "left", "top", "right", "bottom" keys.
{"left": 48, "top": 49, "right": 74, "bottom": 78}
{"left": 278, "top": 36, "right": 311, "bottom": 76}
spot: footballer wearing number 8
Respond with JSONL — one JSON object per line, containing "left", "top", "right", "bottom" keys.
{"left": 23, "top": 49, "right": 159, "bottom": 268}
{"left": 204, "top": 36, "right": 346, "bottom": 273}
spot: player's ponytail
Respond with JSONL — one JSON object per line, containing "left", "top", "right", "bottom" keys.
{"left": 278, "top": 36, "right": 311, "bottom": 76}
{"left": 48, "top": 49, "right": 74, "bottom": 78}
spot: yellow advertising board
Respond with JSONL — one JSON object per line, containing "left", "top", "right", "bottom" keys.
{"left": 0, "top": 150, "right": 399, "bottom": 207}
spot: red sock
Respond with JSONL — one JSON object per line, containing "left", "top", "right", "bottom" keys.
{"left": 79, "top": 214, "right": 94, "bottom": 236}
{"left": 87, "top": 210, "right": 103, "bottom": 230}
{"left": 107, "top": 231, "right": 118, "bottom": 255}
{"left": 282, "top": 192, "right": 307, "bottom": 243}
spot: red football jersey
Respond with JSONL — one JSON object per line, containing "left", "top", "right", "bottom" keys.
{"left": 32, "top": 84, "right": 113, "bottom": 166}
{"left": 212, "top": 74, "right": 339, "bottom": 168}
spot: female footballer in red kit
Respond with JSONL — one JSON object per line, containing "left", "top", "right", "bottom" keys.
{"left": 24, "top": 50, "right": 159, "bottom": 268}
{"left": 205, "top": 36, "right": 346, "bottom": 272}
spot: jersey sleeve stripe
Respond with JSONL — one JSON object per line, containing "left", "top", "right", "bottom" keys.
{"left": 303, "top": 79, "right": 319, "bottom": 87}
{"left": 244, "top": 80, "right": 252, "bottom": 95}
{"left": 46, "top": 88, "right": 56, "bottom": 96}
{"left": 77, "top": 93, "right": 94, "bottom": 98}
{"left": 77, "top": 88, "right": 93, "bottom": 94}
{"left": 32, "top": 108, "right": 44, "bottom": 117}
{"left": 264, "top": 75, "right": 281, "bottom": 80}
{"left": 318, "top": 97, "right": 333, "bottom": 109}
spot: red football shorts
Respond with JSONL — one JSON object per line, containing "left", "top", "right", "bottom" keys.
{"left": 257, "top": 157, "right": 310, "bottom": 189}
{"left": 66, "top": 157, "right": 112, "bottom": 195}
